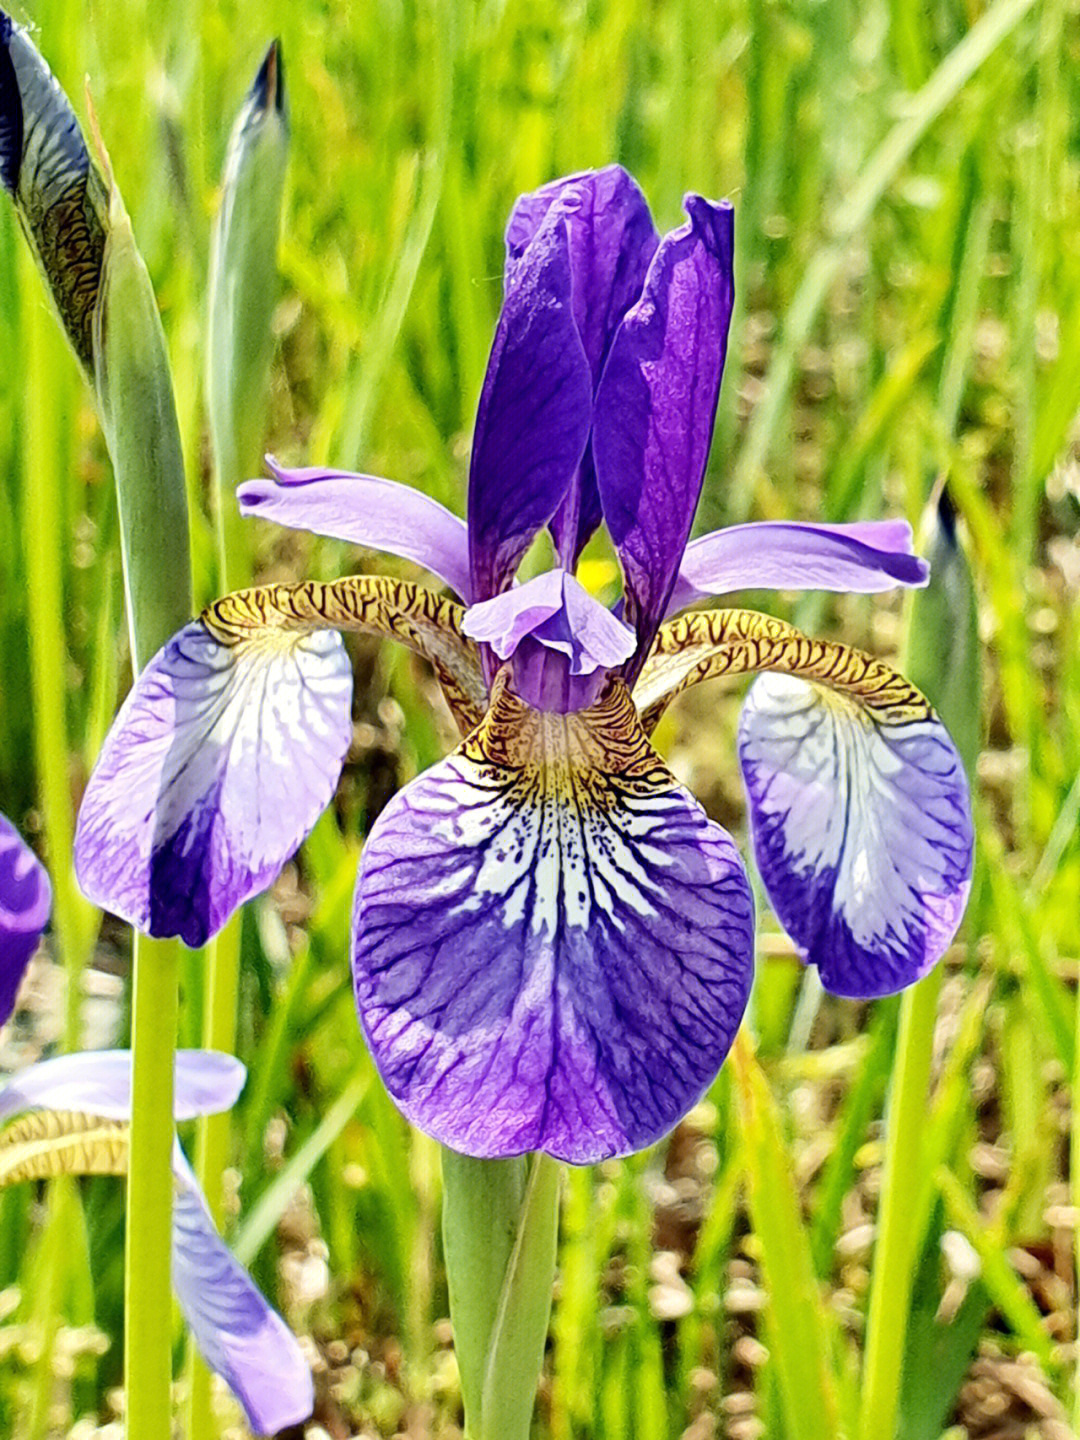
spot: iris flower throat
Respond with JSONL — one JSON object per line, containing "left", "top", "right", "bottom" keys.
{"left": 75, "top": 167, "right": 974, "bottom": 1164}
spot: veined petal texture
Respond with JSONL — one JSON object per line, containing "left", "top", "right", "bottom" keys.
{"left": 738, "top": 672, "right": 973, "bottom": 997}
{"left": 0, "top": 814, "right": 51, "bottom": 1027}
{"left": 238, "top": 458, "right": 473, "bottom": 600}
{"left": 353, "top": 675, "right": 754, "bottom": 1163}
{"left": 468, "top": 206, "right": 593, "bottom": 601}
{"left": 75, "top": 619, "right": 352, "bottom": 947}
{"left": 593, "top": 195, "right": 735, "bottom": 673}
{"left": 171, "top": 1148, "right": 314, "bottom": 1435}
{"left": 666, "top": 519, "right": 929, "bottom": 614}
{"left": 0, "top": 1049, "right": 246, "bottom": 1124}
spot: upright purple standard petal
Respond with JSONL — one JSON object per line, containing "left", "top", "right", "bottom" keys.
{"left": 75, "top": 620, "right": 352, "bottom": 947}
{"left": 593, "top": 196, "right": 735, "bottom": 678}
{"left": 238, "top": 458, "right": 473, "bottom": 600}
{"left": 506, "top": 167, "right": 660, "bottom": 566}
{"left": 353, "top": 676, "right": 755, "bottom": 1163}
{"left": 0, "top": 814, "right": 51, "bottom": 1028}
{"left": 738, "top": 672, "right": 973, "bottom": 997}
{"left": 665, "top": 519, "right": 929, "bottom": 614}
{"left": 172, "top": 1148, "right": 314, "bottom": 1435}
{"left": 468, "top": 208, "right": 593, "bottom": 602}
{"left": 0, "top": 1049, "right": 245, "bottom": 1124}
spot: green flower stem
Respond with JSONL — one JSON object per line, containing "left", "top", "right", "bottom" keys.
{"left": 93, "top": 187, "right": 192, "bottom": 1436}
{"left": 857, "top": 963, "right": 945, "bottom": 1440}
{"left": 126, "top": 935, "right": 181, "bottom": 1439}
{"left": 442, "top": 1148, "right": 560, "bottom": 1440}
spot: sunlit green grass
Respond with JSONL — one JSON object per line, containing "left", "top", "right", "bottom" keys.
{"left": 1, "top": 0, "right": 1078, "bottom": 1435}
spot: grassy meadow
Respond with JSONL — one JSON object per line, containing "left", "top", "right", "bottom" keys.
{"left": 1, "top": 0, "right": 1079, "bottom": 1435}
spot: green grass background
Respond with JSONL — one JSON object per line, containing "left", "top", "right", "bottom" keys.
{"left": 1, "top": 0, "right": 1078, "bottom": 1435}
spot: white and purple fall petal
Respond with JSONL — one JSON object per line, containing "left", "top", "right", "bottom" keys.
{"left": 75, "top": 618, "right": 352, "bottom": 947}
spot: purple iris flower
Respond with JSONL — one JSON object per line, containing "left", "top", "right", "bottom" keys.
{"left": 75, "top": 167, "right": 973, "bottom": 1164}
{"left": 0, "top": 814, "right": 313, "bottom": 1434}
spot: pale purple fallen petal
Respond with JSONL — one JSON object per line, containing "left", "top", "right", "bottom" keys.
{"left": 0, "top": 1049, "right": 245, "bottom": 1123}
{"left": 353, "top": 683, "right": 755, "bottom": 1162}
{"left": 172, "top": 1147, "right": 313, "bottom": 1434}
{"left": 238, "top": 458, "right": 473, "bottom": 600}
{"left": 738, "top": 672, "right": 973, "bottom": 997}
{"left": 0, "top": 814, "right": 51, "bottom": 1028}
{"left": 505, "top": 167, "right": 660, "bottom": 565}
{"left": 665, "top": 519, "right": 929, "bottom": 613}
{"left": 75, "top": 621, "right": 352, "bottom": 947}
{"left": 468, "top": 207, "right": 593, "bottom": 601}
{"left": 593, "top": 195, "right": 735, "bottom": 676}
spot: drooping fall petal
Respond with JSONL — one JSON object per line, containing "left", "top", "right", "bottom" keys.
{"left": 75, "top": 619, "right": 352, "bottom": 947}
{"left": 738, "top": 671, "right": 972, "bottom": 997}
{"left": 0, "top": 814, "right": 51, "bottom": 1027}
{"left": 352, "top": 675, "right": 754, "bottom": 1163}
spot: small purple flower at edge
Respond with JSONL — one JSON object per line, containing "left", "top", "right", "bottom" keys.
{"left": 74, "top": 166, "right": 974, "bottom": 1165}
{"left": 0, "top": 814, "right": 313, "bottom": 1436}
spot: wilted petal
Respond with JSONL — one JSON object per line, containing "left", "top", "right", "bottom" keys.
{"left": 468, "top": 207, "right": 593, "bottom": 601}
{"left": 172, "top": 1147, "right": 313, "bottom": 1435}
{"left": 738, "top": 672, "right": 973, "bottom": 997}
{"left": 0, "top": 815, "right": 51, "bottom": 1028}
{"left": 665, "top": 519, "right": 929, "bottom": 614}
{"left": 0, "top": 1048, "right": 245, "bottom": 1123}
{"left": 75, "top": 619, "right": 352, "bottom": 947}
{"left": 506, "top": 167, "right": 660, "bottom": 565}
{"left": 353, "top": 675, "right": 754, "bottom": 1163}
{"left": 238, "top": 458, "right": 473, "bottom": 600}
{"left": 593, "top": 196, "right": 735, "bottom": 676}
{"left": 0, "top": 12, "right": 107, "bottom": 373}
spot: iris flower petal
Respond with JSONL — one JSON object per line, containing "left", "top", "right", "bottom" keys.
{"left": 172, "top": 1147, "right": 314, "bottom": 1435}
{"left": 0, "top": 1048, "right": 245, "bottom": 1124}
{"left": 665, "top": 519, "right": 929, "bottom": 614}
{"left": 75, "top": 619, "right": 352, "bottom": 947}
{"left": 353, "top": 675, "right": 755, "bottom": 1163}
{"left": 593, "top": 195, "right": 735, "bottom": 675}
{"left": 0, "top": 815, "right": 51, "bottom": 1028}
{"left": 506, "top": 166, "right": 660, "bottom": 566}
{"left": 738, "top": 671, "right": 973, "bottom": 996}
{"left": 468, "top": 205, "right": 593, "bottom": 602}
{"left": 238, "top": 457, "right": 473, "bottom": 600}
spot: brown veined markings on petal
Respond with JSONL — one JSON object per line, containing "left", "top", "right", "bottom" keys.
{"left": 24, "top": 178, "right": 106, "bottom": 372}
{"left": 634, "top": 607, "right": 933, "bottom": 734}
{"left": 0, "top": 1110, "right": 129, "bottom": 1188}
{"left": 465, "top": 670, "right": 680, "bottom": 805}
{"left": 201, "top": 574, "right": 488, "bottom": 735}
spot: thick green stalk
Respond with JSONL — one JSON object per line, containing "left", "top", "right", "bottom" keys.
{"left": 858, "top": 490, "right": 980, "bottom": 1440}
{"left": 442, "top": 1149, "right": 560, "bottom": 1440}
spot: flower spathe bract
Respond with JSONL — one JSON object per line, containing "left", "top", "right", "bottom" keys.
{"left": 75, "top": 166, "right": 974, "bottom": 1163}
{"left": 0, "top": 812, "right": 313, "bottom": 1434}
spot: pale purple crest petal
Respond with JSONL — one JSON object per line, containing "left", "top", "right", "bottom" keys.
{"left": 462, "top": 569, "right": 635, "bottom": 670}
{"left": 0, "top": 814, "right": 51, "bottom": 1028}
{"left": 506, "top": 167, "right": 660, "bottom": 566}
{"left": 238, "top": 457, "right": 473, "bottom": 600}
{"left": 468, "top": 208, "right": 593, "bottom": 601}
{"left": 75, "top": 621, "right": 352, "bottom": 947}
{"left": 593, "top": 196, "right": 735, "bottom": 677}
{"left": 738, "top": 672, "right": 973, "bottom": 997}
{"left": 353, "top": 680, "right": 755, "bottom": 1162}
{"left": 665, "top": 519, "right": 930, "bottom": 614}
{"left": 171, "top": 1147, "right": 314, "bottom": 1435}
{"left": 0, "top": 1049, "right": 245, "bottom": 1124}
